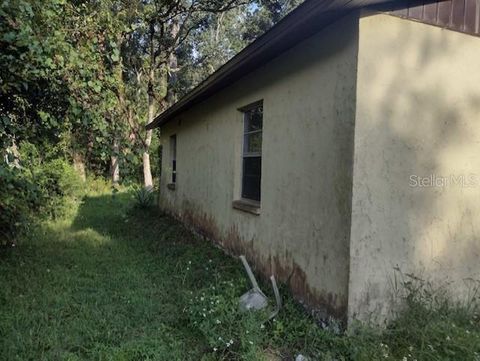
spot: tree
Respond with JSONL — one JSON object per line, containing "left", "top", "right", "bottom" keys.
{"left": 115, "top": 0, "right": 251, "bottom": 188}
{"left": 243, "top": 0, "right": 304, "bottom": 43}
{"left": 1, "top": 0, "right": 305, "bottom": 189}
{"left": 0, "top": 0, "right": 71, "bottom": 160}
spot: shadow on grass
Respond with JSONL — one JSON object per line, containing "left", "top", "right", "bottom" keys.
{"left": 0, "top": 192, "right": 212, "bottom": 361}
{"left": 1, "top": 192, "right": 322, "bottom": 361}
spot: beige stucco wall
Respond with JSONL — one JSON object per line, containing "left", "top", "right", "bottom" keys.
{"left": 159, "top": 14, "right": 359, "bottom": 319}
{"left": 349, "top": 14, "right": 480, "bottom": 322}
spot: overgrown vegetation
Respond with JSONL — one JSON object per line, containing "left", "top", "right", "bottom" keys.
{"left": 0, "top": 142, "right": 85, "bottom": 246}
{"left": 1, "top": 0, "right": 303, "bottom": 192}
{"left": 1, "top": 1, "right": 479, "bottom": 359}
{"left": 1, "top": 0, "right": 304, "bottom": 247}
{"left": 133, "top": 186, "right": 155, "bottom": 209}
{"left": 1, "top": 192, "right": 478, "bottom": 360}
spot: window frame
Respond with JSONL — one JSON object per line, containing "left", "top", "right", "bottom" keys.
{"left": 170, "top": 134, "right": 177, "bottom": 185}
{"left": 239, "top": 100, "right": 263, "bottom": 203}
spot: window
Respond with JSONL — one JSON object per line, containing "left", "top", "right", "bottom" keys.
{"left": 241, "top": 101, "right": 263, "bottom": 202}
{"left": 170, "top": 134, "right": 177, "bottom": 184}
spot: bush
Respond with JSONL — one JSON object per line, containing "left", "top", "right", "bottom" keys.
{"left": 133, "top": 186, "right": 155, "bottom": 209}
{"left": 0, "top": 164, "right": 41, "bottom": 246}
{"left": 86, "top": 176, "right": 112, "bottom": 195}
{"left": 34, "top": 158, "right": 84, "bottom": 218}
{"left": 17, "top": 142, "right": 84, "bottom": 219}
{"left": 1, "top": 142, "right": 85, "bottom": 245}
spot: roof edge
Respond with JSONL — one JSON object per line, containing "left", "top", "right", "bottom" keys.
{"left": 146, "top": 0, "right": 402, "bottom": 130}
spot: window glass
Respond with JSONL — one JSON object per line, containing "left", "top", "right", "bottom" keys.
{"left": 241, "top": 102, "right": 263, "bottom": 202}
{"left": 170, "top": 135, "right": 177, "bottom": 184}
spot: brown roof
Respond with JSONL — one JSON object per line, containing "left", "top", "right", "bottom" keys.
{"left": 388, "top": 0, "right": 480, "bottom": 36}
{"left": 147, "top": 0, "right": 478, "bottom": 130}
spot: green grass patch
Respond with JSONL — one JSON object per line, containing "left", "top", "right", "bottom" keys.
{"left": 1, "top": 191, "right": 479, "bottom": 360}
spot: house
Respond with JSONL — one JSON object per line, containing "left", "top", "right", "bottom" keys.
{"left": 147, "top": 0, "right": 480, "bottom": 324}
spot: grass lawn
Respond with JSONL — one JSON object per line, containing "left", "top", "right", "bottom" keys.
{"left": 1, "top": 191, "right": 479, "bottom": 361}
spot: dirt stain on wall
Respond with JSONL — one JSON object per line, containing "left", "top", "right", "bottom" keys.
{"left": 162, "top": 200, "right": 348, "bottom": 323}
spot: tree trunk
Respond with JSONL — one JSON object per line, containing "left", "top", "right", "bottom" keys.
{"left": 143, "top": 128, "right": 153, "bottom": 189}
{"left": 167, "top": 19, "right": 180, "bottom": 107}
{"left": 143, "top": 66, "right": 154, "bottom": 189}
{"left": 73, "top": 151, "right": 86, "bottom": 182}
{"left": 7, "top": 138, "right": 21, "bottom": 168}
{"left": 143, "top": 92, "right": 154, "bottom": 189}
{"left": 111, "top": 137, "right": 120, "bottom": 185}
{"left": 143, "top": 21, "right": 157, "bottom": 190}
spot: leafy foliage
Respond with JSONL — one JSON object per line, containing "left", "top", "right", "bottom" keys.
{"left": 0, "top": 164, "right": 41, "bottom": 246}
{"left": 1, "top": 0, "right": 303, "bottom": 184}
{"left": 33, "top": 159, "right": 84, "bottom": 218}
{"left": 1, "top": 0, "right": 306, "bottom": 246}
{"left": 132, "top": 186, "right": 155, "bottom": 209}
{"left": 0, "top": 141, "right": 84, "bottom": 246}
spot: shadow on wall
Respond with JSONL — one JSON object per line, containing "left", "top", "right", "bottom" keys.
{"left": 351, "top": 14, "right": 480, "bottom": 320}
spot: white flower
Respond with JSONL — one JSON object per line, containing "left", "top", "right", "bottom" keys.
{"left": 216, "top": 319, "right": 221, "bottom": 324}
{"left": 260, "top": 324, "right": 265, "bottom": 329}
{"left": 249, "top": 341, "right": 253, "bottom": 345}
{"left": 402, "top": 357, "right": 407, "bottom": 361}
{"left": 213, "top": 347, "right": 217, "bottom": 352}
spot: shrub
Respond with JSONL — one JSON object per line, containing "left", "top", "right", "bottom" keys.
{"left": 1, "top": 142, "right": 85, "bottom": 246}
{"left": 33, "top": 158, "right": 84, "bottom": 219}
{"left": 0, "top": 164, "right": 41, "bottom": 246}
{"left": 133, "top": 186, "right": 155, "bottom": 209}
{"left": 86, "top": 176, "right": 112, "bottom": 195}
